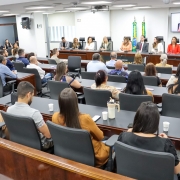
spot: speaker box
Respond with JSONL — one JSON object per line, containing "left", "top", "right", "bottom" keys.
{"left": 21, "top": 17, "right": 30, "bottom": 29}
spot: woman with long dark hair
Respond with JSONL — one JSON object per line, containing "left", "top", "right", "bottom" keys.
{"left": 151, "top": 37, "right": 163, "bottom": 53}
{"left": 120, "top": 37, "right": 132, "bottom": 52}
{"left": 167, "top": 37, "right": 180, "bottom": 54}
{"left": 52, "top": 88, "right": 110, "bottom": 167}
{"left": 123, "top": 70, "right": 153, "bottom": 97}
{"left": 168, "top": 77, "right": 180, "bottom": 94}
{"left": 118, "top": 101, "right": 180, "bottom": 175}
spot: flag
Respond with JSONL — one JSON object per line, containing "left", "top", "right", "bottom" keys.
{"left": 142, "top": 16, "right": 146, "bottom": 37}
{"left": 132, "top": 17, "right": 137, "bottom": 52}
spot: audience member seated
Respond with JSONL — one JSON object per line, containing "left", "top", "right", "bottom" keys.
{"left": 120, "top": 37, "right": 132, "bottom": 52}
{"left": 12, "top": 48, "right": 19, "bottom": 59}
{"left": 0, "top": 50, "right": 15, "bottom": 71}
{"left": 72, "top": 38, "right": 82, "bottom": 49}
{"left": 59, "top": 37, "right": 69, "bottom": 50}
{"left": 136, "top": 35, "right": 149, "bottom": 53}
{"left": 144, "top": 63, "right": 162, "bottom": 86}
{"left": 87, "top": 53, "right": 109, "bottom": 73}
{"left": 11, "top": 42, "right": 19, "bottom": 55}
{"left": 55, "top": 62, "right": 81, "bottom": 89}
{"left": 91, "top": 70, "right": 120, "bottom": 100}
{"left": 123, "top": 70, "right": 153, "bottom": 98}
{"left": 4, "top": 39, "right": 12, "bottom": 49}
{"left": 118, "top": 101, "right": 180, "bottom": 176}
{"left": 133, "top": 52, "right": 143, "bottom": 64}
{"left": 106, "top": 52, "right": 117, "bottom": 67}
{"left": 7, "top": 81, "right": 52, "bottom": 149}
{"left": 168, "top": 76, "right": 180, "bottom": 94}
{"left": 85, "top": 37, "right": 94, "bottom": 50}
{"left": 108, "top": 60, "right": 128, "bottom": 80}
{"left": 151, "top": 37, "right": 163, "bottom": 53}
{"left": 27, "top": 52, "right": 35, "bottom": 62}
{"left": 27, "top": 56, "right": 52, "bottom": 84}
{"left": 0, "top": 55, "right": 16, "bottom": 93}
{"left": 16, "top": 49, "right": 29, "bottom": 67}
{"left": 166, "top": 64, "right": 180, "bottom": 87}
{"left": 167, "top": 37, "right": 180, "bottom": 54}
{"left": 100, "top": 36, "right": 111, "bottom": 51}
{"left": 155, "top": 54, "right": 172, "bottom": 67}
{"left": 51, "top": 48, "right": 61, "bottom": 63}
{"left": 52, "top": 88, "right": 109, "bottom": 167}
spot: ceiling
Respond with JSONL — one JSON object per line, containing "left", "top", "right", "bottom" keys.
{"left": 0, "top": 0, "right": 180, "bottom": 15}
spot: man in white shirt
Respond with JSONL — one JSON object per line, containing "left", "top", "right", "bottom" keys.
{"left": 136, "top": 35, "right": 149, "bottom": 53}
{"left": 27, "top": 56, "right": 52, "bottom": 84}
{"left": 106, "top": 52, "right": 117, "bottom": 67}
{"left": 87, "top": 53, "right": 110, "bottom": 73}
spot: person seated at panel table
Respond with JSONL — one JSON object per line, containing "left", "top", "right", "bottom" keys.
{"left": 118, "top": 101, "right": 180, "bottom": 177}
{"left": 11, "top": 42, "right": 19, "bottom": 55}
{"left": 167, "top": 37, "right": 180, "bottom": 54}
{"left": 91, "top": 70, "right": 120, "bottom": 101}
{"left": 166, "top": 63, "right": 180, "bottom": 87}
{"left": 108, "top": 60, "right": 129, "bottom": 81}
{"left": 27, "top": 56, "right": 52, "bottom": 84}
{"left": 100, "top": 36, "right": 111, "bottom": 51}
{"left": 16, "top": 49, "right": 29, "bottom": 67}
{"left": 87, "top": 53, "right": 109, "bottom": 73}
{"left": 52, "top": 88, "right": 110, "bottom": 167}
{"left": 51, "top": 48, "right": 61, "bottom": 64}
{"left": 120, "top": 37, "right": 132, "bottom": 52}
{"left": 7, "top": 81, "right": 53, "bottom": 149}
{"left": 0, "top": 55, "right": 16, "bottom": 93}
{"left": 133, "top": 52, "right": 143, "bottom": 64}
{"left": 136, "top": 35, "right": 149, "bottom": 53}
{"left": 4, "top": 39, "right": 13, "bottom": 49}
{"left": 144, "top": 63, "right": 162, "bottom": 87}
{"left": 155, "top": 54, "right": 173, "bottom": 68}
{"left": 72, "top": 38, "right": 82, "bottom": 50}
{"left": 59, "top": 37, "right": 69, "bottom": 50}
{"left": 0, "top": 50, "right": 15, "bottom": 71}
{"left": 151, "top": 37, "right": 163, "bottom": 54}
{"left": 122, "top": 70, "right": 153, "bottom": 99}
{"left": 54, "top": 62, "right": 81, "bottom": 89}
{"left": 106, "top": 52, "right": 117, "bottom": 67}
{"left": 85, "top": 37, "right": 94, "bottom": 50}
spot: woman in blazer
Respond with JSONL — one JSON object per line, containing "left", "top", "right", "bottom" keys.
{"left": 100, "top": 37, "right": 111, "bottom": 51}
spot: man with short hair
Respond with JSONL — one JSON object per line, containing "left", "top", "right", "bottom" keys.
{"left": 0, "top": 49, "right": 14, "bottom": 71}
{"left": 0, "top": 55, "right": 16, "bottom": 92}
{"left": 51, "top": 48, "right": 61, "bottom": 63}
{"left": 16, "top": 49, "right": 29, "bottom": 67}
{"left": 108, "top": 60, "right": 129, "bottom": 80}
{"left": 7, "top": 81, "right": 52, "bottom": 148}
{"left": 136, "top": 35, "right": 149, "bottom": 53}
{"left": 106, "top": 52, "right": 117, "bottom": 67}
{"left": 27, "top": 56, "right": 52, "bottom": 84}
{"left": 59, "top": 37, "right": 69, "bottom": 50}
{"left": 87, "top": 53, "right": 109, "bottom": 73}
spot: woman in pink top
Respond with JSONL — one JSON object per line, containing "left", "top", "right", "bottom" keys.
{"left": 120, "top": 37, "right": 132, "bottom": 52}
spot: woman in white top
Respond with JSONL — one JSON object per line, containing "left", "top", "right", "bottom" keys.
{"left": 85, "top": 37, "right": 94, "bottom": 50}
{"left": 166, "top": 63, "right": 180, "bottom": 87}
{"left": 151, "top": 37, "right": 163, "bottom": 53}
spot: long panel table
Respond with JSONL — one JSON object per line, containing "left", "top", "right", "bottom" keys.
{"left": 0, "top": 95, "right": 180, "bottom": 150}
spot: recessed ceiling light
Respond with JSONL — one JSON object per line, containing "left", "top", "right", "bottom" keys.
{"left": 2, "top": 14, "right": 17, "bottom": 16}
{"left": 0, "top": 10, "right": 9, "bottom": 13}
{"left": 27, "top": 10, "right": 45, "bottom": 12}
{"left": 25, "top": 6, "right": 54, "bottom": 10}
{"left": 55, "top": 10, "right": 70, "bottom": 12}
{"left": 81, "top": 1, "right": 112, "bottom": 5}
{"left": 133, "top": 6, "right": 151, "bottom": 9}
{"left": 65, "top": 6, "right": 88, "bottom": 10}
{"left": 173, "top": 2, "right": 180, "bottom": 4}
{"left": 112, "top": 4, "right": 136, "bottom": 8}
{"left": 43, "top": 12, "right": 53, "bottom": 14}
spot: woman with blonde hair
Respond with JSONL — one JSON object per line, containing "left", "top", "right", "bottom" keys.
{"left": 55, "top": 62, "right": 81, "bottom": 89}
{"left": 72, "top": 38, "right": 82, "bottom": 49}
{"left": 120, "top": 37, "right": 132, "bottom": 52}
{"left": 100, "top": 36, "right": 111, "bottom": 51}
{"left": 133, "top": 52, "right": 143, "bottom": 64}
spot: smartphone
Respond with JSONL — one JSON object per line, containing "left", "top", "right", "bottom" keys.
{"left": 92, "top": 115, "right": 101, "bottom": 122}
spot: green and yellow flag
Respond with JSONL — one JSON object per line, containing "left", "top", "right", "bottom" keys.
{"left": 142, "top": 16, "right": 146, "bottom": 37}
{"left": 132, "top": 17, "right": 137, "bottom": 52}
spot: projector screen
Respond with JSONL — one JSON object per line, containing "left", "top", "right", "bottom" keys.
{"left": 171, "top": 13, "right": 180, "bottom": 32}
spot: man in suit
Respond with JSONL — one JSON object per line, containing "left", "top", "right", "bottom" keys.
{"left": 136, "top": 35, "right": 149, "bottom": 53}
{"left": 59, "top": 37, "right": 69, "bottom": 50}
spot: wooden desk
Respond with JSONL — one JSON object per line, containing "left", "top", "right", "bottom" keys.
{"left": 0, "top": 138, "right": 132, "bottom": 180}
{"left": 6, "top": 72, "right": 36, "bottom": 95}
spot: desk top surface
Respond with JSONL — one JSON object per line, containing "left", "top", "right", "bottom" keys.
{"left": 0, "top": 95, "right": 179, "bottom": 139}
